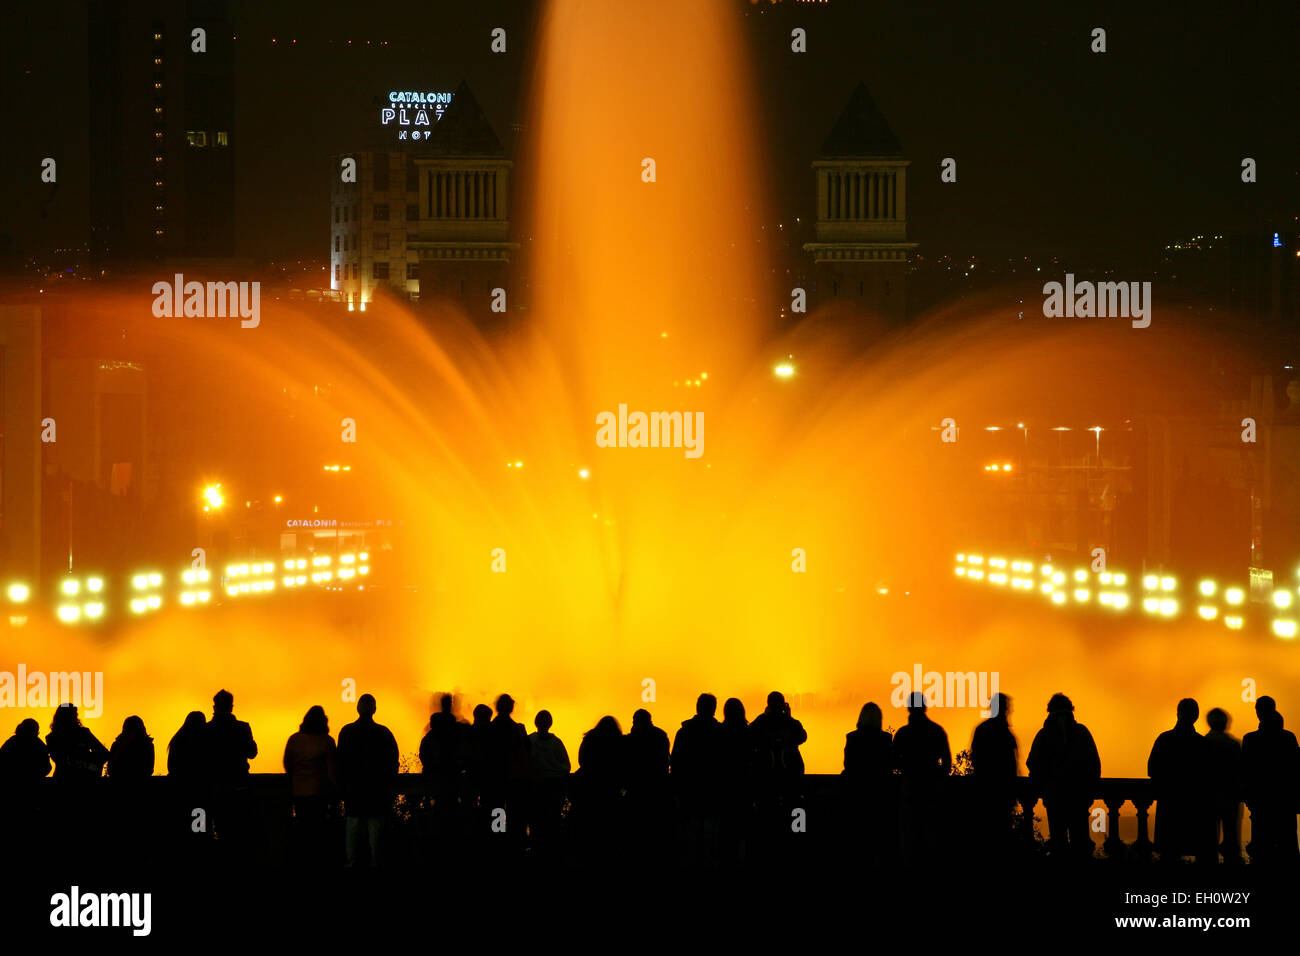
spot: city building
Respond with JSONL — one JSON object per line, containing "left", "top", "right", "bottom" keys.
{"left": 88, "top": 0, "right": 235, "bottom": 264}
{"left": 330, "top": 82, "right": 515, "bottom": 317}
{"left": 803, "top": 82, "right": 917, "bottom": 325}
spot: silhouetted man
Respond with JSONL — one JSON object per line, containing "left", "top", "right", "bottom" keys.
{"left": 204, "top": 690, "right": 257, "bottom": 852}
{"left": 718, "top": 698, "right": 755, "bottom": 864}
{"left": 485, "top": 693, "right": 529, "bottom": 839}
{"left": 1027, "top": 693, "right": 1100, "bottom": 860}
{"left": 0, "top": 719, "right": 51, "bottom": 858}
{"left": 672, "top": 694, "right": 725, "bottom": 864}
{"left": 892, "top": 692, "right": 951, "bottom": 863}
{"left": 527, "top": 710, "right": 570, "bottom": 850}
{"left": 1148, "top": 698, "right": 1214, "bottom": 863}
{"left": 749, "top": 691, "right": 808, "bottom": 826}
{"left": 1204, "top": 707, "right": 1243, "bottom": 864}
{"left": 419, "top": 694, "right": 464, "bottom": 826}
{"left": 625, "top": 709, "right": 671, "bottom": 848}
{"left": 337, "top": 694, "right": 399, "bottom": 867}
{"left": 1241, "top": 696, "right": 1300, "bottom": 864}
{"left": 971, "top": 693, "right": 1018, "bottom": 862}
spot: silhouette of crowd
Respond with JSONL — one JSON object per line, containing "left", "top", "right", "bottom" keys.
{"left": 0, "top": 686, "right": 1296, "bottom": 870}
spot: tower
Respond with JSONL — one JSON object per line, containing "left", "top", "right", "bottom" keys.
{"left": 803, "top": 82, "right": 916, "bottom": 325}
{"left": 410, "top": 81, "right": 515, "bottom": 320}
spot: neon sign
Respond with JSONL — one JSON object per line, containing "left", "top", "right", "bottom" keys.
{"left": 381, "top": 91, "right": 452, "bottom": 141}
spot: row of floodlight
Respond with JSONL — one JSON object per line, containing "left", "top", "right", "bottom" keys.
{"left": 954, "top": 553, "right": 1294, "bottom": 638}
{"left": 6, "top": 552, "right": 370, "bottom": 625}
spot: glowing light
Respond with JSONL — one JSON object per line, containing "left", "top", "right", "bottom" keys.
{"left": 1112, "top": 593, "right": 1129, "bottom": 610}
{"left": 1160, "top": 577, "right": 1175, "bottom": 592}
{"left": 1074, "top": 589, "right": 1090, "bottom": 602}
{"left": 1051, "top": 591, "right": 1066, "bottom": 605}
{"left": 57, "top": 605, "right": 80, "bottom": 623}
{"left": 203, "top": 485, "right": 224, "bottom": 510}
{"left": 1052, "top": 572, "right": 1065, "bottom": 585}
{"left": 1273, "top": 620, "right": 1297, "bottom": 639}
{"left": 955, "top": 567, "right": 966, "bottom": 576}
{"left": 87, "top": 577, "right": 104, "bottom": 593}
{"left": 1198, "top": 606, "right": 1217, "bottom": 620}
{"left": 990, "top": 573, "right": 1007, "bottom": 585}
{"left": 84, "top": 602, "right": 104, "bottom": 618}
{"left": 1099, "top": 572, "right": 1112, "bottom": 584}
{"left": 1225, "top": 616, "right": 1244, "bottom": 630}
{"left": 1225, "top": 587, "right": 1244, "bottom": 605}
{"left": 7, "top": 584, "right": 29, "bottom": 603}
{"left": 578, "top": 468, "right": 590, "bottom": 480}
{"left": 1073, "top": 570, "right": 1087, "bottom": 582}
{"left": 1273, "top": 590, "right": 1293, "bottom": 609}
{"left": 61, "top": 579, "right": 79, "bottom": 596}
{"left": 1159, "top": 599, "right": 1177, "bottom": 617}
{"left": 1113, "top": 573, "right": 1126, "bottom": 587}
{"left": 181, "top": 592, "right": 196, "bottom": 605}
{"left": 1199, "top": 580, "right": 1216, "bottom": 597}
{"left": 1143, "top": 598, "right": 1160, "bottom": 613}
{"left": 1143, "top": 575, "right": 1158, "bottom": 590}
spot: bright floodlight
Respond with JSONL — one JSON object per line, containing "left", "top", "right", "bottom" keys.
{"left": 1273, "top": 620, "right": 1297, "bottom": 639}
{"left": 203, "top": 485, "right": 224, "bottom": 510}
{"left": 57, "top": 605, "right": 79, "bottom": 623}
{"left": 87, "top": 577, "right": 103, "bottom": 593}
{"left": 84, "top": 603, "right": 104, "bottom": 618}
{"left": 773, "top": 362, "right": 795, "bottom": 378}
{"left": 61, "top": 579, "right": 79, "bottom": 596}
{"left": 578, "top": 468, "right": 590, "bottom": 480}
{"left": 7, "top": 583, "right": 29, "bottom": 603}
{"left": 1160, "top": 576, "right": 1176, "bottom": 592}
{"left": 1225, "top": 588, "right": 1244, "bottom": 605}
{"left": 1225, "top": 616, "right": 1244, "bottom": 630}
{"left": 1274, "top": 590, "right": 1293, "bottom": 609}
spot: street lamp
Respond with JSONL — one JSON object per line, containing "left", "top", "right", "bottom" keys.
{"left": 203, "top": 484, "right": 224, "bottom": 512}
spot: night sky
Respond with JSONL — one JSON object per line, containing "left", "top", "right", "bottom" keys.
{"left": 2, "top": 0, "right": 1296, "bottom": 269}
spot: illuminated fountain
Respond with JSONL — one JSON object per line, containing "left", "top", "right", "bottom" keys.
{"left": 5, "top": 0, "right": 1299, "bottom": 776}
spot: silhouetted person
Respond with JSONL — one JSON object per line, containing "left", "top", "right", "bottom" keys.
{"left": 1241, "top": 696, "right": 1300, "bottom": 864}
{"left": 527, "top": 710, "right": 570, "bottom": 851}
{"left": 485, "top": 693, "right": 530, "bottom": 836}
{"left": 337, "top": 694, "right": 399, "bottom": 867}
{"left": 0, "top": 719, "right": 50, "bottom": 857}
{"left": 204, "top": 689, "right": 257, "bottom": 853}
{"left": 465, "top": 703, "right": 495, "bottom": 821}
{"left": 892, "top": 693, "right": 951, "bottom": 863}
{"left": 718, "top": 697, "right": 755, "bottom": 864}
{"left": 284, "top": 705, "right": 337, "bottom": 866}
{"left": 167, "top": 711, "right": 211, "bottom": 855}
{"left": 419, "top": 694, "right": 465, "bottom": 828}
{"left": 1148, "top": 698, "right": 1214, "bottom": 863}
{"left": 1205, "top": 707, "right": 1243, "bottom": 864}
{"left": 844, "top": 702, "right": 896, "bottom": 865}
{"left": 108, "top": 716, "right": 155, "bottom": 782}
{"left": 624, "top": 709, "right": 670, "bottom": 849}
{"left": 971, "top": 693, "right": 1018, "bottom": 862}
{"left": 1027, "top": 693, "right": 1100, "bottom": 860}
{"left": 45, "top": 704, "right": 109, "bottom": 861}
{"left": 167, "top": 712, "right": 208, "bottom": 782}
{"left": 0, "top": 718, "right": 51, "bottom": 785}
{"left": 672, "top": 694, "right": 725, "bottom": 865}
{"left": 575, "top": 716, "right": 624, "bottom": 856}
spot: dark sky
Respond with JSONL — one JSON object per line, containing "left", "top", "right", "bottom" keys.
{"left": 3, "top": 0, "right": 1296, "bottom": 268}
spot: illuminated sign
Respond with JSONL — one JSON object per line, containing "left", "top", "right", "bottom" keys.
{"left": 380, "top": 91, "right": 452, "bottom": 141}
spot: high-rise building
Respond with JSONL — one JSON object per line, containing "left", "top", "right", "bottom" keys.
{"left": 88, "top": 0, "right": 235, "bottom": 263}
{"left": 329, "top": 151, "right": 422, "bottom": 308}
{"left": 803, "top": 82, "right": 917, "bottom": 324}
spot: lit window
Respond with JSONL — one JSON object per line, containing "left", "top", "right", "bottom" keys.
{"left": 154, "top": 228, "right": 164, "bottom": 237}
{"left": 154, "top": 107, "right": 163, "bottom": 115}
{"left": 153, "top": 57, "right": 163, "bottom": 67}
{"left": 334, "top": 264, "right": 341, "bottom": 281}
{"left": 373, "top": 203, "right": 389, "bottom": 221}
{"left": 154, "top": 205, "right": 164, "bottom": 214}
{"left": 153, "top": 32, "right": 162, "bottom": 41}
{"left": 186, "top": 130, "right": 207, "bottom": 147}
{"left": 153, "top": 82, "right": 163, "bottom": 90}
{"left": 406, "top": 262, "right": 418, "bottom": 279}
{"left": 154, "top": 180, "right": 164, "bottom": 188}
{"left": 154, "top": 131, "right": 163, "bottom": 140}
{"left": 215, "top": 131, "right": 228, "bottom": 146}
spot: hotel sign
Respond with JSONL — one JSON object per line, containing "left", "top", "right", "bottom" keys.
{"left": 380, "top": 91, "right": 452, "bottom": 141}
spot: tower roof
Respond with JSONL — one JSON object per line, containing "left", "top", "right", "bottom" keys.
{"left": 427, "top": 81, "right": 506, "bottom": 157}
{"left": 819, "top": 82, "right": 903, "bottom": 158}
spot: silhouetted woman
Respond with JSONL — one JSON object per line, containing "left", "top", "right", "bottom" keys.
{"left": 719, "top": 697, "right": 755, "bottom": 864}
{"left": 0, "top": 719, "right": 51, "bottom": 856}
{"left": 108, "top": 716, "right": 156, "bottom": 781}
{"left": 576, "top": 716, "right": 624, "bottom": 854}
{"left": 843, "top": 702, "right": 896, "bottom": 864}
{"left": 284, "top": 705, "right": 337, "bottom": 865}
{"left": 167, "top": 711, "right": 211, "bottom": 854}
{"left": 46, "top": 704, "right": 109, "bottom": 786}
